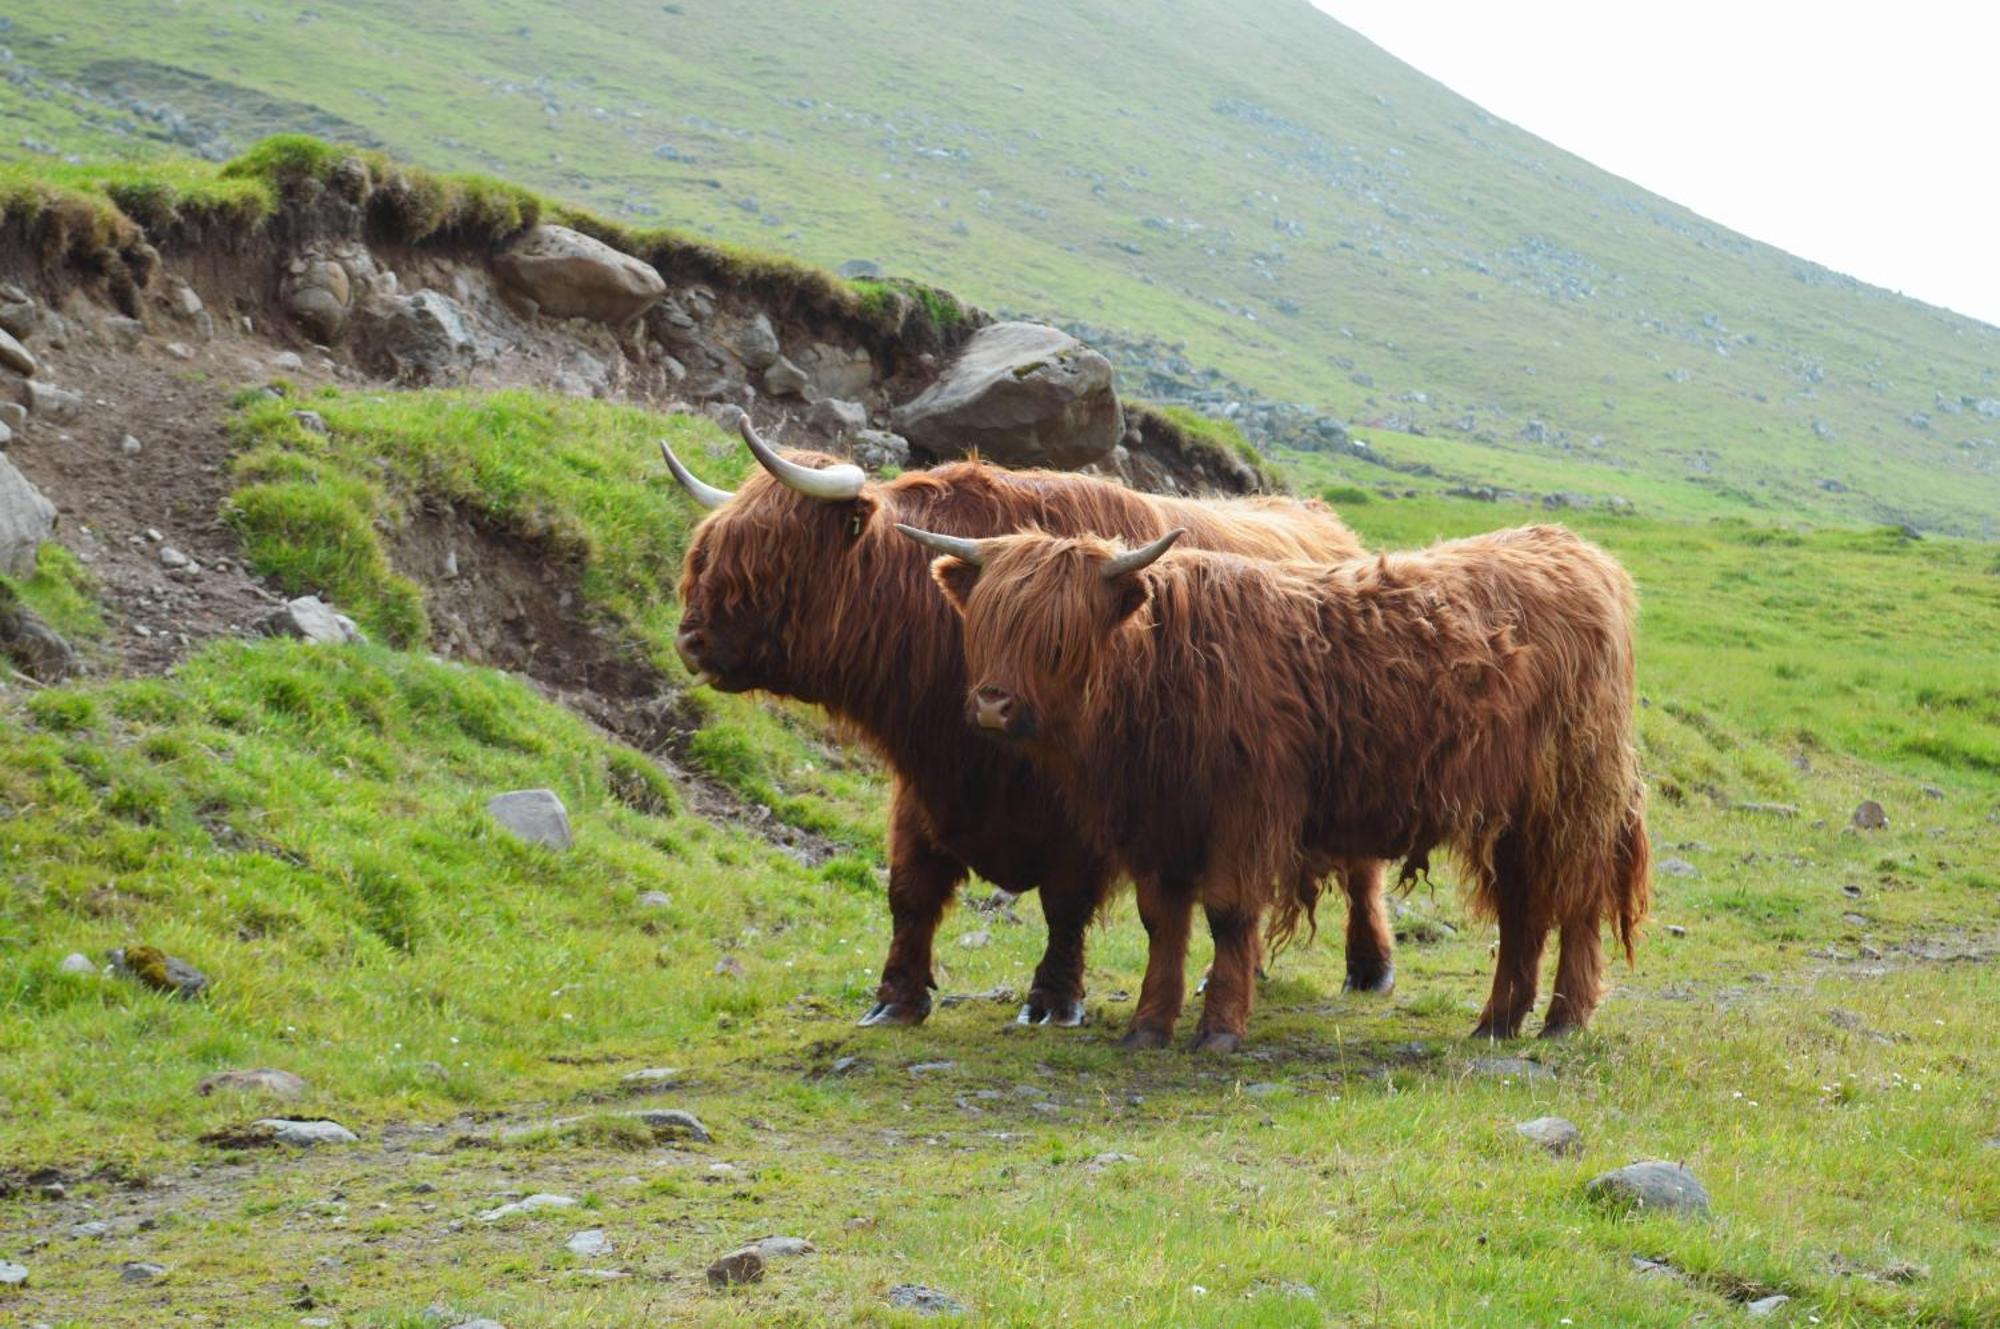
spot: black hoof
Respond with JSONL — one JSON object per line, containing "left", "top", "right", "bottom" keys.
{"left": 1118, "top": 1025, "right": 1171, "bottom": 1050}
{"left": 1470, "top": 1019, "right": 1523, "bottom": 1042}
{"left": 1343, "top": 963, "right": 1396, "bottom": 995}
{"left": 1189, "top": 1029, "right": 1243, "bottom": 1054}
{"left": 1016, "top": 994, "right": 1088, "bottom": 1028}
{"left": 1537, "top": 1021, "right": 1582, "bottom": 1040}
{"left": 858, "top": 998, "right": 931, "bottom": 1028}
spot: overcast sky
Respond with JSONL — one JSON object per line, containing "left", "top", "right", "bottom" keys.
{"left": 1312, "top": 2, "right": 2000, "bottom": 329}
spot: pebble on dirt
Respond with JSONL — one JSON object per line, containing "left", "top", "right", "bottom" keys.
{"left": 1586, "top": 1161, "right": 1710, "bottom": 1215}
{"left": 486, "top": 789, "right": 573, "bottom": 850}
{"left": 706, "top": 1245, "right": 766, "bottom": 1287}
{"left": 256, "top": 594, "right": 364, "bottom": 645}
{"left": 255, "top": 1118, "right": 358, "bottom": 1146}
{"left": 1514, "top": 1116, "right": 1583, "bottom": 1156}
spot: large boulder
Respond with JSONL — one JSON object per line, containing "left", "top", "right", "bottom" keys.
{"left": 892, "top": 322, "right": 1122, "bottom": 470}
{"left": 358, "top": 290, "right": 477, "bottom": 382}
{"left": 0, "top": 454, "right": 56, "bottom": 577}
{"left": 494, "top": 224, "right": 665, "bottom": 325}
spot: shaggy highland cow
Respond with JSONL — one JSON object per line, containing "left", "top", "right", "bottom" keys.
{"left": 665, "top": 418, "right": 1387, "bottom": 1029}
{"left": 900, "top": 521, "right": 1650, "bottom": 1048}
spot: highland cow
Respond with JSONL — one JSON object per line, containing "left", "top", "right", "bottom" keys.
{"left": 899, "top": 521, "right": 1650, "bottom": 1048}
{"left": 665, "top": 417, "right": 1386, "bottom": 1029}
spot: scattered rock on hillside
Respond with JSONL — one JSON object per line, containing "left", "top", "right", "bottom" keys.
{"left": 722, "top": 312, "right": 781, "bottom": 370}
{"left": 849, "top": 428, "right": 910, "bottom": 471}
{"left": 478, "top": 1193, "right": 578, "bottom": 1222}
{"left": 1745, "top": 1295, "right": 1791, "bottom": 1317}
{"left": 23, "top": 379, "right": 82, "bottom": 422}
{"left": 0, "top": 401, "right": 24, "bottom": 433}
{"left": 763, "top": 355, "right": 810, "bottom": 398}
{"left": 120, "top": 1260, "right": 167, "bottom": 1283}
{"left": 0, "top": 460, "right": 54, "bottom": 572}
{"left": 1659, "top": 857, "right": 1698, "bottom": 877}
{"left": 564, "top": 1229, "right": 613, "bottom": 1258}
{"left": 753, "top": 1235, "right": 815, "bottom": 1259}
{"left": 630, "top": 1107, "right": 711, "bottom": 1142}
{"left": 1467, "top": 1056, "right": 1553, "bottom": 1082}
{"left": 0, "top": 1260, "right": 26, "bottom": 1287}
{"left": 256, "top": 595, "right": 362, "bottom": 645}
{"left": 59, "top": 952, "right": 96, "bottom": 975}
{"left": 892, "top": 321, "right": 1123, "bottom": 470}
{"left": 620, "top": 1067, "right": 682, "bottom": 1090}
{"left": 0, "top": 326, "right": 36, "bottom": 377}
{"left": 837, "top": 259, "right": 885, "bottom": 279}
{"left": 495, "top": 225, "right": 665, "bottom": 325}
{"left": 706, "top": 1246, "right": 766, "bottom": 1287}
{"left": 637, "top": 889, "right": 671, "bottom": 908}
{"left": 1586, "top": 1161, "right": 1709, "bottom": 1215}
{"left": 808, "top": 396, "right": 867, "bottom": 436}
{"left": 486, "top": 789, "right": 573, "bottom": 850}
{"left": 109, "top": 946, "right": 209, "bottom": 999}
{"left": 1515, "top": 1116, "right": 1582, "bottom": 1156}
{"left": 887, "top": 1284, "right": 966, "bottom": 1316}
{"left": 197, "top": 1068, "right": 308, "bottom": 1099}
{"left": 361, "top": 290, "right": 477, "bottom": 382}
{"left": 1851, "top": 799, "right": 1888, "bottom": 830}
{"left": 0, "top": 577, "right": 76, "bottom": 682}
{"left": 255, "top": 1118, "right": 358, "bottom": 1146}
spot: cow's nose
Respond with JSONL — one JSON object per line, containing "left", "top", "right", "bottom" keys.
{"left": 972, "top": 687, "right": 1015, "bottom": 731}
{"left": 675, "top": 627, "right": 713, "bottom": 683}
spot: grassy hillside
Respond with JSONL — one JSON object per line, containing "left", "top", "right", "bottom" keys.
{"left": 3, "top": 383, "right": 1997, "bottom": 1324}
{"left": 5, "top": 0, "right": 1999, "bottom": 535}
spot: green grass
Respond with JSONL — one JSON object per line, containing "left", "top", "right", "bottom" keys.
{"left": 5, "top": 1, "right": 1997, "bottom": 533}
{"left": 4, "top": 379, "right": 1998, "bottom": 1322}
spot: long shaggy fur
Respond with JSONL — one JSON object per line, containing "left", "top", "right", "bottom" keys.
{"left": 938, "top": 523, "right": 1650, "bottom": 1041}
{"left": 676, "top": 451, "right": 1371, "bottom": 1020}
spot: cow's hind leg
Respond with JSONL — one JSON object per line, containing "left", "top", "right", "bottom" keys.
{"left": 863, "top": 787, "right": 967, "bottom": 1027}
{"left": 1190, "top": 902, "right": 1259, "bottom": 1053}
{"left": 1019, "top": 850, "right": 1111, "bottom": 1028}
{"left": 1541, "top": 906, "right": 1605, "bottom": 1037}
{"left": 1339, "top": 857, "right": 1395, "bottom": 994}
{"left": 1471, "top": 833, "right": 1548, "bottom": 1040}
{"left": 1121, "top": 876, "right": 1193, "bottom": 1050}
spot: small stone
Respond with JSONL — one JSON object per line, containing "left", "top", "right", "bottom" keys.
{"left": 630, "top": 1108, "right": 711, "bottom": 1142}
{"left": 1084, "top": 1152, "right": 1138, "bottom": 1170}
{"left": 1745, "top": 1295, "right": 1790, "bottom": 1317}
{"left": 887, "top": 1284, "right": 966, "bottom": 1316}
{"left": 477, "top": 1193, "right": 578, "bottom": 1222}
{"left": 0, "top": 1260, "right": 25, "bottom": 1286}
{"left": 1586, "top": 1161, "right": 1709, "bottom": 1215}
{"left": 169, "top": 283, "right": 205, "bottom": 319}
{"left": 272, "top": 351, "right": 306, "bottom": 372}
{"left": 808, "top": 396, "right": 868, "bottom": 436}
{"left": 0, "top": 327, "right": 36, "bottom": 377}
{"left": 714, "top": 955, "right": 746, "bottom": 978}
{"left": 762, "top": 356, "right": 810, "bottom": 398}
{"left": 1659, "top": 857, "right": 1698, "bottom": 877}
{"left": 958, "top": 929, "right": 991, "bottom": 949}
{"left": 486, "top": 789, "right": 573, "bottom": 850}
{"left": 121, "top": 1261, "right": 167, "bottom": 1283}
{"left": 256, "top": 595, "right": 362, "bottom": 645}
{"left": 1515, "top": 1116, "right": 1582, "bottom": 1156}
{"left": 291, "top": 410, "right": 329, "bottom": 434}
{"left": 1242, "top": 1082, "right": 1286, "bottom": 1098}
{"left": 908, "top": 1060, "right": 956, "bottom": 1075}
{"left": 255, "top": 1118, "right": 358, "bottom": 1146}
{"left": 1667, "top": 925, "right": 1688, "bottom": 937}
{"left": 198, "top": 1068, "right": 308, "bottom": 1099}
{"left": 637, "top": 890, "right": 671, "bottom": 908}
{"left": 102, "top": 316, "right": 145, "bottom": 350}
{"left": 108, "top": 945, "right": 209, "bottom": 999}
{"left": 752, "top": 1235, "right": 815, "bottom": 1258}
{"left": 620, "top": 1067, "right": 682, "bottom": 1089}
{"left": 1467, "top": 1056, "right": 1554, "bottom": 1082}
{"left": 1851, "top": 800, "right": 1888, "bottom": 830}
{"left": 0, "top": 401, "right": 24, "bottom": 432}
{"left": 159, "top": 545, "right": 190, "bottom": 569}
{"left": 564, "top": 1229, "right": 613, "bottom": 1258}
{"left": 120, "top": 433, "right": 142, "bottom": 454}
{"left": 706, "top": 1246, "right": 766, "bottom": 1288}
{"left": 165, "top": 342, "right": 195, "bottom": 360}
{"left": 70, "top": 1221, "right": 109, "bottom": 1238}
{"left": 59, "top": 952, "right": 96, "bottom": 975}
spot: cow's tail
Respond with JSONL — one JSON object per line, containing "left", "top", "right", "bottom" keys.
{"left": 1263, "top": 866, "right": 1321, "bottom": 959}
{"left": 1607, "top": 799, "right": 1651, "bottom": 963}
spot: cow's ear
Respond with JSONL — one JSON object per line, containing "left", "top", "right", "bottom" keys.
{"left": 1106, "top": 572, "right": 1152, "bottom": 624}
{"left": 842, "top": 493, "right": 880, "bottom": 541}
{"left": 931, "top": 557, "right": 981, "bottom": 615}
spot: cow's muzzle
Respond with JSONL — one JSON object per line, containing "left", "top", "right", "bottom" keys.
{"left": 969, "top": 687, "right": 1036, "bottom": 740}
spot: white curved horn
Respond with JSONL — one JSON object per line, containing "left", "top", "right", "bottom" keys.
{"left": 740, "top": 415, "right": 865, "bottom": 502}
{"left": 1100, "top": 527, "right": 1186, "bottom": 579}
{"left": 893, "top": 523, "right": 991, "bottom": 567}
{"left": 659, "top": 438, "right": 734, "bottom": 510}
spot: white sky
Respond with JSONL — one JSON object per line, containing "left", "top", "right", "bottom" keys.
{"left": 1312, "top": 2, "right": 2000, "bottom": 328}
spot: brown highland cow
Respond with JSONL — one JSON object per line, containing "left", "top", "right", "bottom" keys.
{"left": 665, "top": 418, "right": 1385, "bottom": 1029}
{"left": 900, "top": 521, "right": 1650, "bottom": 1048}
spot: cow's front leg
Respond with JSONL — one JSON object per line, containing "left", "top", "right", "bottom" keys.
{"left": 1019, "top": 850, "right": 1113, "bottom": 1027}
{"left": 1121, "top": 876, "right": 1193, "bottom": 1049}
{"left": 1190, "top": 902, "right": 1259, "bottom": 1053}
{"left": 863, "top": 788, "right": 966, "bottom": 1027}
{"left": 1339, "top": 857, "right": 1396, "bottom": 994}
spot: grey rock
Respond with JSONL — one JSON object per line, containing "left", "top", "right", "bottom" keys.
{"left": 706, "top": 1246, "right": 766, "bottom": 1287}
{"left": 284, "top": 257, "right": 354, "bottom": 341}
{"left": 753, "top": 1235, "right": 815, "bottom": 1258}
{"left": 1084, "top": 1152, "right": 1139, "bottom": 1170}
{"left": 255, "top": 1118, "right": 358, "bottom": 1146}
{"left": 165, "top": 341, "right": 195, "bottom": 360}
{"left": 120, "top": 433, "right": 142, "bottom": 455}
{"left": 102, "top": 316, "right": 145, "bottom": 350}
{"left": 630, "top": 1107, "right": 711, "bottom": 1142}
{"left": 1515, "top": 1116, "right": 1582, "bottom": 1156}
{"left": 478, "top": 1193, "right": 578, "bottom": 1221}
{"left": 849, "top": 429, "right": 911, "bottom": 471}
{"left": 121, "top": 1261, "right": 167, "bottom": 1283}
{"left": 0, "top": 454, "right": 57, "bottom": 577}
{"left": 958, "top": 929, "right": 991, "bottom": 949}
{"left": 564, "top": 1228, "right": 613, "bottom": 1258}
{"left": 837, "top": 259, "right": 885, "bottom": 278}
{"left": 892, "top": 322, "right": 1122, "bottom": 470}
{"left": 1659, "top": 857, "right": 1699, "bottom": 877}
{"left": 1851, "top": 799, "right": 1888, "bottom": 830}
{"left": 362, "top": 290, "right": 477, "bottom": 382}
{"left": 0, "top": 326, "right": 35, "bottom": 377}
{"left": 0, "top": 418, "right": 10, "bottom": 448}
{"left": 620, "top": 1067, "right": 682, "bottom": 1089}
{"left": 808, "top": 397, "right": 868, "bottom": 436}
{"left": 24, "top": 379, "right": 83, "bottom": 422}
{"left": 109, "top": 947, "right": 209, "bottom": 999}
{"left": 59, "top": 952, "right": 96, "bottom": 975}
{"left": 908, "top": 1060, "right": 956, "bottom": 1075}
{"left": 0, "top": 401, "right": 24, "bottom": 432}
{"left": 637, "top": 890, "right": 672, "bottom": 908}
{"left": 762, "top": 355, "right": 810, "bottom": 398}
{"left": 0, "top": 1260, "right": 24, "bottom": 1286}
{"left": 1745, "top": 1295, "right": 1790, "bottom": 1317}
{"left": 292, "top": 410, "right": 329, "bottom": 434}
{"left": 198, "top": 1068, "right": 308, "bottom": 1099}
{"left": 487, "top": 789, "right": 573, "bottom": 850}
{"left": 159, "top": 545, "right": 191, "bottom": 569}
{"left": 447, "top": 1321, "right": 507, "bottom": 1329}
{"left": 1467, "top": 1056, "right": 1554, "bottom": 1082}
{"left": 272, "top": 351, "right": 306, "bottom": 372}
{"left": 256, "top": 595, "right": 362, "bottom": 645}
{"left": 70, "top": 1221, "right": 110, "bottom": 1238}
{"left": 1586, "top": 1161, "right": 1709, "bottom": 1215}
{"left": 495, "top": 224, "right": 665, "bottom": 324}
{"left": 795, "top": 341, "right": 877, "bottom": 399}
{"left": 168, "top": 282, "right": 205, "bottom": 319}
{"left": 887, "top": 1284, "right": 966, "bottom": 1315}
{"left": 725, "top": 313, "right": 781, "bottom": 370}
{"left": 714, "top": 955, "right": 746, "bottom": 978}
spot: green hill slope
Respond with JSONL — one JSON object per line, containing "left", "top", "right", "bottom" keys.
{"left": 6, "top": 0, "right": 1998, "bottom": 533}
